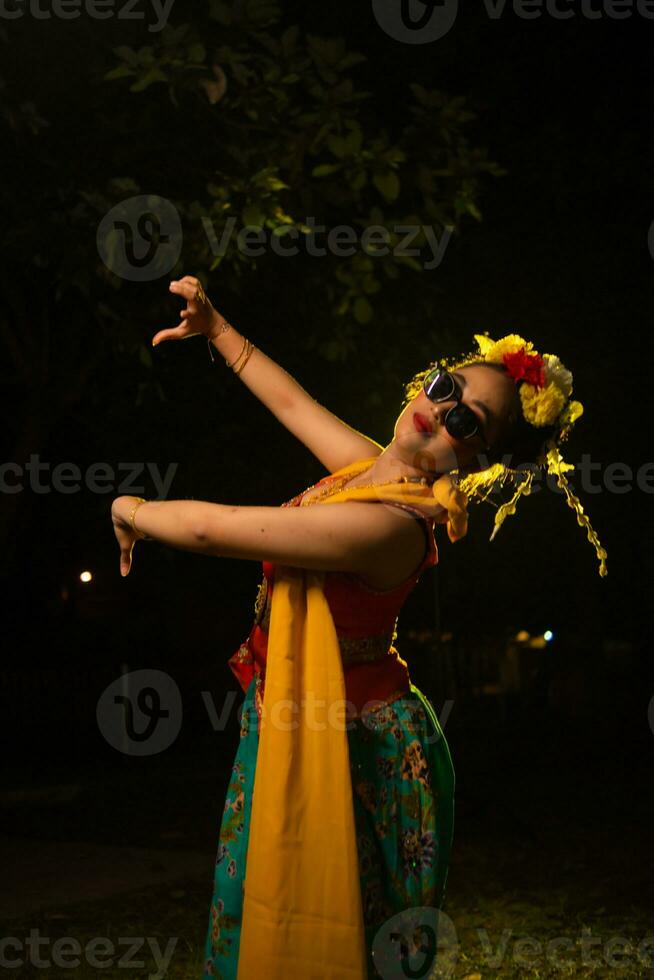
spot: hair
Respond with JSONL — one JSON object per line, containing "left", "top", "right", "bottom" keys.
{"left": 402, "top": 357, "right": 559, "bottom": 474}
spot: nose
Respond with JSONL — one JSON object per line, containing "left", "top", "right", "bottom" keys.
{"left": 431, "top": 402, "right": 452, "bottom": 425}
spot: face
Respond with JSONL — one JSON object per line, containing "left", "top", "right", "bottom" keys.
{"left": 392, "top": 364, "right": 520, "bottom": 476}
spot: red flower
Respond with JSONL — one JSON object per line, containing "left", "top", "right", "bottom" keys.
{"left": 502, "top": 347, "right": 546, "bottom": 388}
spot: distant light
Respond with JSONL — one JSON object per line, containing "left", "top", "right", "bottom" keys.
{"left": 80, "top": 571, "right": 93, "bottom": 583}
{"left": 516, "top": 630, "right": 530, "bottom": 643}
{"left": 544, "top": 630, "right": 554, "bottom": 642}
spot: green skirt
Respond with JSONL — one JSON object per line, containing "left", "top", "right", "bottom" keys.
{"left": 202, "top": 677, "right": 455, "bottom": 979}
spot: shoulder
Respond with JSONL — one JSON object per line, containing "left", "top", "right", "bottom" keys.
{"left": 298, "top": 498, "right": 429, "bottom": 573}
{"left": 335, "top": 499, "right": 431, "bottom": 571}
{"left": 336, "top": 501, "right": 433, "bottom": 590}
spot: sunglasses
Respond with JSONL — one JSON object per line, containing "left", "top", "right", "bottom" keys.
{"left": 422, "top": 368, "right": 489, "bottom": 446}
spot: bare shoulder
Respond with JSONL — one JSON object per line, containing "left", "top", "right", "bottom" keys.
{"left": 347, "top": 501, "right": 430, "bottom": 591}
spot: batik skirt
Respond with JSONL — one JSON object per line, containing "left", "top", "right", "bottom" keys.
{"left": 202, "top": 676, "right": 455, "bottom": 979}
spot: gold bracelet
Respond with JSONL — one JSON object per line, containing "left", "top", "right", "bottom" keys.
{"left": 128, "top": 497, "right": 151, "bottom": 540}
{"left": 232, "top": 339, "right": 253, "bottom": 375}
{"left": 234, "top": 340, "right": 255, "bottom": 376}
{"left": 207, "top": 320, "right": 232, "bottom": 364}
{"left": 226, "top": 336, "right": 248, "bottom": 370}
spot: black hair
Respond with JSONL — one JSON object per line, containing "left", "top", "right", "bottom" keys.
{"left": 463, "top": 360, "right": 558, "bottom": 469}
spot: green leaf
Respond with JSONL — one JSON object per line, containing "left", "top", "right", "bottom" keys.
{"left": 344, "top": 127, "right": 362, "bottom": 155}
{"left": 109, "top": 177, "right": 140, "bottom": 194}
{"left": 130, "top": 67, "right": 167, "bottom": 92}
{"left": 209, "top": 0, "right": 232, "bottom": 25}
{"left": 113, "top": 45, "right": 138, "bottom": 65}
{"left": 265, "top": 177, "right": 290, "bottom": 190}
{"left": 353, "top": 296, "right": 373, "bottom": 324}
{"left": 336, "top": 52, "right": 367, "bottom": 72}
{"left": 373, "top": 171, "right": 400, "bottom": 202}
{"left": 104, "top": 65, "right": 134, "bottom": 81}
{"left": 281, "top": 25, "right": 299, "bottom": 54}
{"left": 326, "top": 135, "right": 348, "bottom": 159}
{"left": 187, "top": 43, "right": 207, "bottom": 64}
{"left": 242, "top": 204, "right": 265, "bottom": 227}
{"left": 396, "top": 256, "right": 423, "bottom": 272}
{"left": 362, "top": 275, "right": 381, "bottom": 295}
{"left": 311, "top": 163, "right": 342, "bottom": 177}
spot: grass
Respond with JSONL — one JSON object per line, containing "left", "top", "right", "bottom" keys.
{"left": 5, "top": 861, "right": 652, "bottom": 979}
{"left": 3, "top": 706, "right": 652, "bottom": 978}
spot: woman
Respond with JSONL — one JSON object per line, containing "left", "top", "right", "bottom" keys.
{"left": 111, "top": 276, "right": 606, "bottom": 979}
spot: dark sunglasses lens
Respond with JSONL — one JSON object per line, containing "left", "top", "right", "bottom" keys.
{"left": 424, "top": 369, "right": 454, "bottom": 401}
{"left": 446, "top": 404, "right": 478, "bottom": 440}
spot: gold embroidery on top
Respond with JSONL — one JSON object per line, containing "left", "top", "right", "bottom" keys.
{"left": 253, "top": 577, "right": 268, "bottom": 626}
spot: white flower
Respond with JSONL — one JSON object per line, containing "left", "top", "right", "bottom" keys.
{"left": 542, "top": 353, "right": 573, "bottom": 399}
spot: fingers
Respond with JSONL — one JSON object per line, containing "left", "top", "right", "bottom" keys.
{"left": 169, "top": 277, "right": 206, "bottom": 303}
{"left": 120, "top": 537, "right": 139, "bottom": 577}
{"left": 152, "top": 323, "right": 186, "bottom": 346}
{"left": 155, "top": 277, "right": 211, "bottom": 348}
{"left": 120, "top": 547, "right": 132, "bottom": 577}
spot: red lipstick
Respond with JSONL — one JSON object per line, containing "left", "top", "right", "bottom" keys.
{"left": 413, "top": 412, "right": 433, "bottom": 434}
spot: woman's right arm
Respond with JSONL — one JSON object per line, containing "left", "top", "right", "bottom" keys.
{"left": 154, "top": 276, "right": 384, "bottom": 474}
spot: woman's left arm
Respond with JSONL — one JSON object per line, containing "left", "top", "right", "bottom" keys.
{"left": 111, "top": 494, "right": 416, "bottom": 579}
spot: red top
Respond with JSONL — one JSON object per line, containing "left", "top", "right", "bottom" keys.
{"left": 228, "top": 473, "right": 438, "bottom": 731}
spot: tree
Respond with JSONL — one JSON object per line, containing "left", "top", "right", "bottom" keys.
{"left": 0, "top": 2, "right": 502, "bottom": 578}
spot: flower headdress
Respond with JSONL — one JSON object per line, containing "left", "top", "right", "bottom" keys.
{"left": 436, "top": 332, "right": 608, "bottom": 577}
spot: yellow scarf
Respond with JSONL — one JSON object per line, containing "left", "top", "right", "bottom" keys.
{"left": 236, "top": 459, "right": 468, "bottom": 978}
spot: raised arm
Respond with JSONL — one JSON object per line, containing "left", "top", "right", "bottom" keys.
{"left": 152, "top": 276, "right": 383, "bottom": 474}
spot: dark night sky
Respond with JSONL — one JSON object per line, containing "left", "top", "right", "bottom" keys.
{"left": 2, "top": 1, "right": 653, "bottom": 671}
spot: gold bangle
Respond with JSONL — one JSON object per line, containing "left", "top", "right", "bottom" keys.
{"left": 226, "top": 336, "right": 247, "bottom": 370}
{"left": 128, "top": 497, "right": 150, "bottom": 540}
{"left": 234, "top": 341, "right": 255, "bottom": 376}
{"left": 225, "top": 337, "right": 248, "bottom": 368}
{"left": 232, "top": 339, "right": 253, "bottom": 375}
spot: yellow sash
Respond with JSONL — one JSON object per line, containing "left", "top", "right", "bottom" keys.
{"left": 236, "top": 459, "right": 468, "bottom": 978}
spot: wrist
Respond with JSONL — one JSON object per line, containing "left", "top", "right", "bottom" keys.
{"left": 208, "top": 314, "right": 232, "bottom": 343}
{"left": 114, "top": 496, "right": 150, "bottom": 538}
{"left": 112, "top": 496, "right": 132, "bottom": 524}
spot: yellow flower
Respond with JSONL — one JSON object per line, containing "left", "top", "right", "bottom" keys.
{"left": 474, "top": 333, "right": 534, "bottom": 363}
{"left": 559, "top": 399, "right": 584, "bottom": 427}
{"left": 520, "top": 382, "right": 566, "bottom": 426}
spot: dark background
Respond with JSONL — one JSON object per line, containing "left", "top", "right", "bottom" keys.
{"left": 1, "top": 2, "right": 653, "bottom": 976}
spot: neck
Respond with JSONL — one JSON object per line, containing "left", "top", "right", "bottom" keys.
{"left": 363, "top": 444, "right": 444, "bottom": 485}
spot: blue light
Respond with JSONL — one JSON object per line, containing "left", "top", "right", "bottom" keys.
{"left": 544, "top": 630, "right": 554, "bottom": 642}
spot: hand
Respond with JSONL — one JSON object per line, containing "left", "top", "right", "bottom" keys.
{"left": 111, "top": 497, "right": 143, "bottom": 578}
{"left": 151, "top": 275, "right": 226, "bottom": 347}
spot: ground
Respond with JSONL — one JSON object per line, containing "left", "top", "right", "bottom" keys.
{"left": 2, "top": 700, "right": 651, "bottom": 979}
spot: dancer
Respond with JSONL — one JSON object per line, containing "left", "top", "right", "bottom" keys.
{"left": 111, "top": 276, "right": 606, "bottom": 979}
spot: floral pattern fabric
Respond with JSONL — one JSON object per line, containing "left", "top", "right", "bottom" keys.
{"left": 202, "top": 674, "right": 455, "bottom": 979}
